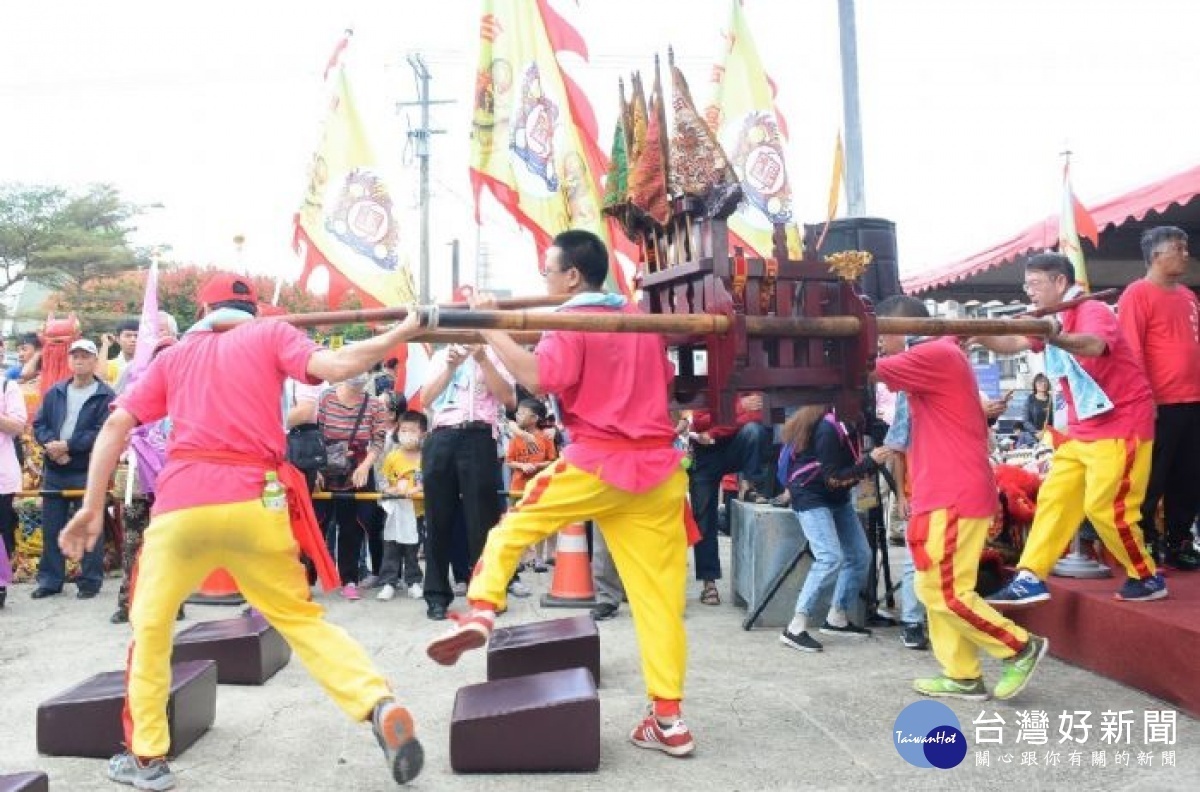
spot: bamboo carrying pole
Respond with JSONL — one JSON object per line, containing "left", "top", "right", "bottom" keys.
{"left": 232, "top": 291, "right": 1117, "bottom": 340}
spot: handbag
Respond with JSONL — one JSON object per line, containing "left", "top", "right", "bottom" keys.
{"left": 318, "top": 394, "right": 370, "bottom": 478}
{"left": 286, "top": 423, "right": 327, "bottom": 471}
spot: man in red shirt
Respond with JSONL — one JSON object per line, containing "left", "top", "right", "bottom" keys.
{"left": 874, "top": 296, "right": 1046, "bottom": 702}
{"left": 426, "top": 230, "right": 696, "bottom": 757}
{"left": 978, "top": 253, "right": 1164, "bottom": 605}
{"left": 686, "top": 392, "right": 770, "bottom": 605}
{"left": 1118, "top": 226, "right": 1200, "bottom": 571}
{"left": 59, "top": 274, "right": 427, "bottom": 789}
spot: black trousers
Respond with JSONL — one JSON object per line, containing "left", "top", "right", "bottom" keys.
{"left": 315, "top": 471, "right": 381, "bottom": 585}
{"left": 1141, "top": 402, "right": 1200, "bottom": 548}
{"left": 421, "top": 426, "right": 503, "bottom": 607}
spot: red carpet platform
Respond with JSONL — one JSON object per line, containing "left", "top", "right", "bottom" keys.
{"left": 1008, "top": 570, "right": 1200, "bottom": 718}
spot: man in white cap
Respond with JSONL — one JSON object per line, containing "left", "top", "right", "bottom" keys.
{"left": 30, "top": 337, "right": 116, "bottom": 600}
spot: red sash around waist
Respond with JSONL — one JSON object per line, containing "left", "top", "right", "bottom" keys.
{"left": 568, "top": 435, "right": 700, "bottom": 545}
{"left": 168, "top": 449, "right": 340, "bottom": 592}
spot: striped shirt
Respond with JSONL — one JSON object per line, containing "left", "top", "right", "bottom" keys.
{"left": 317, "top": 390, "right": 386, "bottom": 459}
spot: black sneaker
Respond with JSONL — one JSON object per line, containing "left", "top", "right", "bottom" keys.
{"left": 819, "top": 621, "right": 872, "bottom": 637}
{"left": 1115, "top": 573, "right": 1169, "bottom": 602}
{"left": 110, "top": 608, "right": 129, "bottom": 624}
{"left": 902, "top": 623, "right": 929, "bottom": 650}
{"left": 1165, "top": 543, "right": 1200, "bottom": 572}
{"left": 780, "top": 629, "right": 823, "bottom": 652}
{"left": 590, "top": 602, "right": 619, "bottom": 621}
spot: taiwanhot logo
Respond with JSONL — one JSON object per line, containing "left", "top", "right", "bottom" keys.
{"left": 892, "top": 700, "right": 967, "bottom": 769}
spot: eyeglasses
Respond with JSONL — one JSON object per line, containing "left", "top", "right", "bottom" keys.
{"left": 1153, "top": 244, "right": 1189, "bottom": 257}
{"left": 542, "top": 265, "right": 573, "bottom": 278}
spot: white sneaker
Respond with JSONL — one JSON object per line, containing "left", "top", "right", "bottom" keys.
{"left": 377, "top": 584, "right": 396, "bottom": 602}
{"left": 407, "top": 583, "right": 424, "bottom": 599}
{"left": 507, "top": 580, "right": 532, "bottom": 598}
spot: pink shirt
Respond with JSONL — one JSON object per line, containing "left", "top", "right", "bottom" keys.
{"left": 0, "top": 380, "right": 29, "bottom": 494}
{"left": 118, "top": 321, "right": 320, "bottom": 515}
{"left": 1030, "top": 300, "right": 1155, "bottom": 442}
{"left": 875, "top": 338, "right": 997, "bottom": 518}
{"left": 425, "top": 347, "right": 514, "bottom": 436}
{"left": 536, "top": 304, "right": 682, "bottom": 493}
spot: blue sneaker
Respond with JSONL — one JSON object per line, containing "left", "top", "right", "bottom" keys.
{"left": 1115, "top": 573, "right": 1168, "bottom": 602}
{"left": 986, "top": 574, "right": 1050, "bottom": 607}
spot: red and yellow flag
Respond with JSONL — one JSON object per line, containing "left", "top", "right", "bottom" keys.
{"left": 627, "top": 61, "right": 671, "bottom": 229}
{"left": 293, "top": 33, "right": 416, "bottom": 310}
{"left": 471, "top": 0, "right": 629, "bottom": 293}
{"left": 705, "top": 0, "right": 799, "bottom": 259}
{"left": 1058, "top": 160, "right": 1100, "bottom": 292}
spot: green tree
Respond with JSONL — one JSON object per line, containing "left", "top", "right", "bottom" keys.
{"left": 0, "top": 182, "right": 147, "bottom": 329}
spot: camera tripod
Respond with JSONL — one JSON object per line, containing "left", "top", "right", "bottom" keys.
{"left": 860, "top": 461, "right": 901, "bottom": 627}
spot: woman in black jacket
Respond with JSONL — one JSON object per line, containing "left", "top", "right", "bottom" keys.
{"left": 1023, "top": 373, "right": 1054, "bottom": 433}
{"left": 777, "top": 406, "right": 891, "bottom": 653}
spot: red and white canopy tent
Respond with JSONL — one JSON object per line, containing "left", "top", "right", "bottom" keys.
{"left": 903, "top": 163, "right": 1200, "bottom": 302}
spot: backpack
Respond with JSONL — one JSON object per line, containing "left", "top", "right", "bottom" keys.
{"left": 776, "top": 414, "right": 853, "bottom": 489}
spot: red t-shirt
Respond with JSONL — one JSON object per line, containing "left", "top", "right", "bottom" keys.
{"left": 1117, "top": 278, "right": 1200, "bottom": 405}
{"left": 1031, "top": 300, "right": 1155, "bottom": 442}
{"left": 689, "top": 391, "right": 764, "bottom": 441}
{"left": 874, "top": 338, "right": 996, "bottom": 518}
{"left": 536, "top": 304, "right": 682, "bottom": 493}
{"left": 118, "top": 321, "right": 321, "bottom": 515}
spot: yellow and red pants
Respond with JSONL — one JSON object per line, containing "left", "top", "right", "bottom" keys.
{"left": 125, "top": 500, "right": 392, "bottom": 758}
{"left": 1021, "top": 437, "right": 1157, "bottom": 581}
{"left": 910, "top": 509, "right": 1029, "bottom": 680}
{"left": 468, "top": 460, "right": 689, "bottom": 702}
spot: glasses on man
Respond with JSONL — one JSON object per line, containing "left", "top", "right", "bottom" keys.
{"left": 1022, "top": 278, "right": 1054, "bottom": 295}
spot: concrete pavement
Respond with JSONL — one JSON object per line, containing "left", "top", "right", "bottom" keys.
{"left": 1, "top": 537, "right": 1196, "bottom": 791}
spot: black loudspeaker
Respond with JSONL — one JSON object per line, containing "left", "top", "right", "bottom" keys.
{"left": 804, "top": 217, "right": 902, "bottom": 305}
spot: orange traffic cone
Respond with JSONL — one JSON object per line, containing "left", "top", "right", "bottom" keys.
{"left": 539, "top": 523, "right": 597, "bottom": 608}
{"left": 186, "top": 568, "right": 245, "bottom": 606}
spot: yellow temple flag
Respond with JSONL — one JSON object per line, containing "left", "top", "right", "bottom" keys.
{"left": 471, "top": 0, "right": 627, "bottom": 292}
{"left": 826, "top": 131, "right": 845, "bottom": 224}
{"left": 705, "top": 0, "right": 798, "bottom": 259}
{"left": 294, "top": 37, "right": 416, "bottom": 309}
{"left": 1058, "top": 161, "right": 1099, "bottom": 293}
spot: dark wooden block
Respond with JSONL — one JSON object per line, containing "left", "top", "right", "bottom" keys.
{"left": 486, "top": 615, "right": 600, "bottom": 685}
{"left": 0, "top": 772, "right": 49, "bottom": 792}
{"left": 450, "top": 667, "right": 599, "bottom": 773}
{"left": 37, "top": 660, "right": 217, "bottom": 759}
{"left": 172, "top": 612, "right": 291, "bottom": 685}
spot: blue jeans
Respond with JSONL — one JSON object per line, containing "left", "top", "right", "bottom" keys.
{"left": 900, "top": 541, "right": 925, "bottom": 625}
{"left": 690, "top": 422, "right": 770, "bottom": 581}
{"left": 38, "top": 495, "right": 104, "bottom": 594}
{"left": 792, "top": 501, "right": 870, "bottom": 617}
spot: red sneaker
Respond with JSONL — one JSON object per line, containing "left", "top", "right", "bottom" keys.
{"left": 629, "top": 714, "right": 695, "bottom": 757}
{"left": 425, "top": 610, "right": 495, "bottom": 666}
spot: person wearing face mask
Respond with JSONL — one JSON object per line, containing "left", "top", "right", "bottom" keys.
{"left": 377, "top": 411, "right": 428, "bottom": 601}
{"left": 315, "top": 371, "right": 388, "bottom": 600}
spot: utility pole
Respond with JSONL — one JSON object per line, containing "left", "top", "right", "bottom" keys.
{"left": 398, "top": 54, "right": 452, "bottom": 302}
{"left": 837, "top": 0, "right": 867, "bottom": 217}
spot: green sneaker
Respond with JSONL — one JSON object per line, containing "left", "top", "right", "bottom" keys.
{"left": 913, "top": 675, "right": 990, "bottom": 701}
{"left": 994, "top": 635, "right": 1049, "bottom": 700}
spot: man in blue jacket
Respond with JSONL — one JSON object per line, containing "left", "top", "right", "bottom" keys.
{"left": 31, "top": 339, "right": 116, "bottom": 599}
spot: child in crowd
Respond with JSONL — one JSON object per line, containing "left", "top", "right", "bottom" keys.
{"left": 507, "top": 398, "right": 558, "bottom": 572}
{"left": 378, "top": 411, "right": 427, "bottom": 601}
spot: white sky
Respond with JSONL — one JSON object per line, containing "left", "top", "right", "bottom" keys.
{"left": 2, "top": 0, "right": 1198, "bottom": 300}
